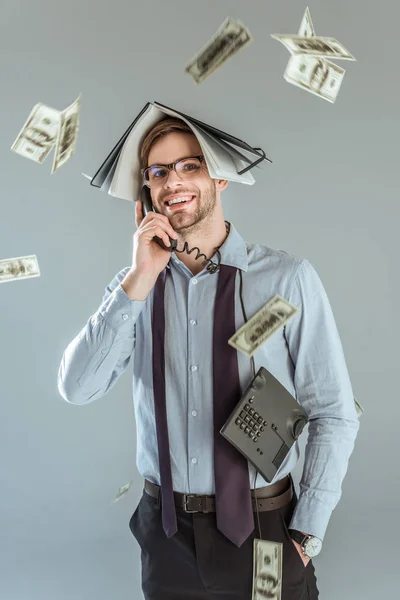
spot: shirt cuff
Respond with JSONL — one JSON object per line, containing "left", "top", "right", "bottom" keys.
{"left": 98, "top": 283, "right": 146, "bottom": 333}
{"left": 288, "top": 494, "right": 332, "bottom": 541}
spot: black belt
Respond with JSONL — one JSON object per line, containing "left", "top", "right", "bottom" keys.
{"left": 144, "top": 474, "right": 293, "bottom": 513}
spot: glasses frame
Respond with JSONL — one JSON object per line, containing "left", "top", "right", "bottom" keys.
{"left": 141, "top": 155, "right": 205, "bottom": 188}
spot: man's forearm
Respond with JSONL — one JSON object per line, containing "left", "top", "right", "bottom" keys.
{"left": 121, "top": 269, "right": 157, "bottom": 301}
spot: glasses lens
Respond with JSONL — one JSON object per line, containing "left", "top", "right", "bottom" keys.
{"left": 146, "top": 166, "right": 168, "bottom": 185}
{"left": 176, "top": 157, "right": 202, "bottom": 178}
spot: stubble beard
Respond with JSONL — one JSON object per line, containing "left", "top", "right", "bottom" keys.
{"left": 169, "top": 181, "right": 217, "bottom": 236}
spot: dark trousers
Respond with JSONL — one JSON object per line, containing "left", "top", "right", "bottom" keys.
{"left": 129, "top": 479, "right": 320, "bottom": 599}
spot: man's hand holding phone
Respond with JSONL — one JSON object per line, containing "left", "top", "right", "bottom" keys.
{"left": 121, "top": 200, "right": 178, "bottom": 300}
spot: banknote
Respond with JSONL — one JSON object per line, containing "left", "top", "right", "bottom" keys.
{"left": 185, "top": 17, "right": 253, "bottom": 84}
{"left": 11, "top": 95, "right": 81, "bottom": 172}
{"left": 112, "top": 481, "right": 133, "bottom": 504}
{"left": 298, "top": 6, "right": 315, "bottom": 37}
{"left": 52, "top": 95, "right": 81, "bottom": 173}
{"left": 354, "top": 397, "right": 364, "bottom": 419}
{"left": 11, "top": 104, "right": 61, "bottom": 164}
{"left": 271, "top": 34, "right": 356, "bottom": 61}
{"left": 252, "top": 539, "right": 282, "bottom": 600}
{"left": 284, "top": 54, "right": 345, "bottom": 103}
{"left": 228, "top": 296, "right": 298, "bottom": 357}
{"left": 0, "top": 255, "right": 40, "bottom": 284}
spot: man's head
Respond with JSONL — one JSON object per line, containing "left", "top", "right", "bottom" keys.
{"left": 139, "top": 117, "right": 228, "bottom": 234}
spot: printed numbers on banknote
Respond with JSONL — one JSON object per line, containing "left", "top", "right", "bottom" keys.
{"left": 112, "top": 481, "right": 133, "bottom": 504}
{"left": 11, "top": 95, "right": 81, "bottom": 173}
{"left": 252, "top": 539, "right": 283, "bottom": 600}
{"left": 0, "top": 255, "right": 40, "bottom": 284}
{"left": 228, "top": 296, "right": 298, "bottom": 357}
{"left": 185, "top": 17, "right": 253, "bottom": 84}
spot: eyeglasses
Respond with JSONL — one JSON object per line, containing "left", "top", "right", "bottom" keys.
{"left": 142, "top": 155, "right": 205, "bottom": 188}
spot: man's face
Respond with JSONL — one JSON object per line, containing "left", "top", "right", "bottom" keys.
{"left": 147, "top": 131, "right": 224, "bottom": 233}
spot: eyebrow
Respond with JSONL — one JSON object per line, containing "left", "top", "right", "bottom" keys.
{"left": 147, "top": 155, "right": 200, "bottom": 169}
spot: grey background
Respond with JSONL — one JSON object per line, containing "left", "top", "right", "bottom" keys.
{"left": 0, "top": 0, "right": 397, "bottom": 597}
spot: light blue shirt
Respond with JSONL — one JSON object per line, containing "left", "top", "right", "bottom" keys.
{"left": 57, "top": 222, "right": 359, "bottom": 542}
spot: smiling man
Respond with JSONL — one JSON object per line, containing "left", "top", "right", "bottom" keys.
{"left": 58, "top": 116, "right": 360, "bottom": 600}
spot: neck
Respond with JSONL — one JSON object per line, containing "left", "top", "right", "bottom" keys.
{"left": 176, "top": 219, "right": 230, "bottom": 275}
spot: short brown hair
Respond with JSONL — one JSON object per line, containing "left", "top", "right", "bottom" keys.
{"left": 139, "top": 117, "right": 195, "bottom": 170}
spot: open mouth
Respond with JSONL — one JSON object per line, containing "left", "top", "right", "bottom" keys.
{"left": 165, "top": 195, "right": 195, "bottom": 210}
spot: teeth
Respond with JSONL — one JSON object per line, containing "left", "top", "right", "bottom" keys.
{"left": 167, "top": 196, "right": 192, "bottom": 206}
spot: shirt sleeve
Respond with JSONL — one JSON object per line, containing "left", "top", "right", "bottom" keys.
{"left": 57, "top": 267, "right": 146, "bottom": 405}
{"left": 283, "top": 259, "right": 360, "bottom": 541}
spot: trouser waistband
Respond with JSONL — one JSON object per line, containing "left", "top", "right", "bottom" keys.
{"left": 143, "top": 475, "right": 293, "bottom": 513}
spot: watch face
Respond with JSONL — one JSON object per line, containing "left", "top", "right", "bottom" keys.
{"left": 304, "top": 537, "right": 322, "bottom": 558}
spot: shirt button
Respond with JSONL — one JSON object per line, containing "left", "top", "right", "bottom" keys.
{"left": 192, "top": 278, "right": 198, "bottom": 285}
{"left": 122, "top": 313, "right": 129, "bottom": 321}
{"left": 101, "top": 349, "right": 106, "bottom": 354}
{"left": 189, "top": 319, "right": 197, "bottom": 326}
{"left": 191, "top": 458, "right": 198, "bottom": 464}
{"left": 190, "top": 365, "right": 198, "bottom": 372}
{"left": 192, "top": 410, "right": 197, "bottom": 417}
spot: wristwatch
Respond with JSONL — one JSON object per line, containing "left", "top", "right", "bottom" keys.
{"left": 288, "top": 529, "right": 322, "bottom": 559}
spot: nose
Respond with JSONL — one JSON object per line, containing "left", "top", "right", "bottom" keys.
{"left": 163, "top": 167, "right": 183, "bottom": 188}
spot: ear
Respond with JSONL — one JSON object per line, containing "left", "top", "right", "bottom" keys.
{"left": 215, "top": 179, "right": 229, "bottom": 192}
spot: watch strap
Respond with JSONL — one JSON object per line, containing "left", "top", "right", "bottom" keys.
{"left": 288, "top": 529, "right": 309, "bottom": 546}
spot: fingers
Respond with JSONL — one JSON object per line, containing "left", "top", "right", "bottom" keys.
{"left": 139, "top": 221, "right": 178, "bottom": 246}
{"left": 135, "top": 199, "right": 143, "bottom": 228}
{"left": 136, "top": 200, "right": 177, "bottom": 237}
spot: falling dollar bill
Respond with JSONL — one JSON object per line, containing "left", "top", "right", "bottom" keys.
{"left": 271, "top": 34, "right": 356, "bottom": 61}
{"left": 284, "top": 54, "right": 345, "bottom": 103}
{"left": 52, "top": 96, "right": 81, "bottom": 173}
{"left": 11, "top": 95, "right": 81, "bottom": 173}
{"left": 228, "top": 296, "right": 298, "bottom": 357}
{"left": 298, "top": 6, "right": 315, "bottom": 37}
{"left": 11, "top": 104, "right": 61, "bottom": 164}
{"left": 286, "top": 7, "right": 345, "bottom": 103}
{"left": 0, "top": 255, "right": 40, "bottom": 284}
{"left": 252, "top": 539, "right": 282, "bottom": 600}
{"left": 185, "top": 17, "right": 253, "bottom": 84}
{"left": 112, "top": 481, "right": 133, "bottom": 504}
{"left": 354, "top": 397, "right": 364, "bottom": 419}
{"left": 273, "top": 8, "right": 354, "bottom": 103}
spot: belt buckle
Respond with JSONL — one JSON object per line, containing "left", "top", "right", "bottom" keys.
{"left": 183, "top": 494, "right": 201, "bottom": 513}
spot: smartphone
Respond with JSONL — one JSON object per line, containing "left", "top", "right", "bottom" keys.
{"left": 140, "top": 186, "right": 178, "bottom": 252}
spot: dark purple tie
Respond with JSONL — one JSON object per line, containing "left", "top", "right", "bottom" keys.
{"left": 152, "top": 264, "right": 254, "bottom": 547}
